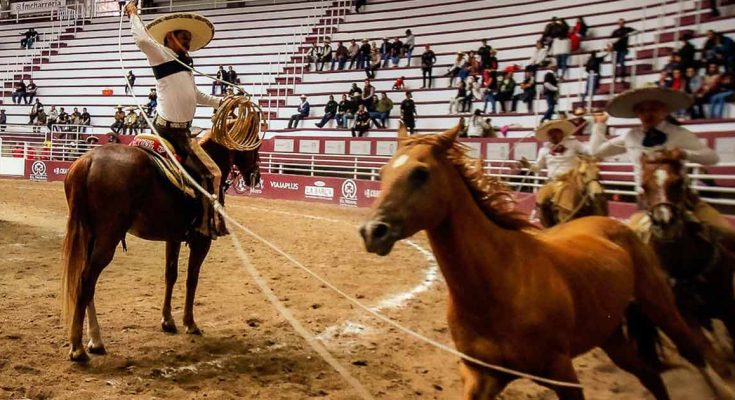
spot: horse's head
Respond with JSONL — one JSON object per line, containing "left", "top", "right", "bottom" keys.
{"left": 360, "top": 124, "right": 467, "bottom": 256}
{"left": 640, "top": 151, "right": 689, "bottom": 240}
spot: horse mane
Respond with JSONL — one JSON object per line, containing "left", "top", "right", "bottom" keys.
{"left": 400, "top": 135, "right": 537, "bottom": 231}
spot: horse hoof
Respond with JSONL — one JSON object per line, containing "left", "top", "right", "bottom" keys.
{"left": 69, "top": 349, "right": 90, "bottom": 363}
{"left": 185, "top": 325, "right": 203, "bottom": 336}
{"left": 161, "top": 320, "right": 178, "bottom": 334}
{"left": 87, "top": 342, "right": 106, "bottom": 355}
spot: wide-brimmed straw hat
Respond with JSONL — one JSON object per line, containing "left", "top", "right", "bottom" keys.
{"left": 606, "top": 86, "right": 693, "bottom": 118}
{"left": 534, "top": 119, "right": 576, "bottom": 141}
{"left": 146, "top": 13, "right": 214, "bottom": 52}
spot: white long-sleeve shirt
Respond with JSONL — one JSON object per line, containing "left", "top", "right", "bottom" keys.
{"left": 535, "top": 137, "right": 589, "bottom": 179}
{"left": 130, "top": 14, "right": 219, "bottom": 123}
{"left": 589, "top": 120, "right": 719, "bottom": 191}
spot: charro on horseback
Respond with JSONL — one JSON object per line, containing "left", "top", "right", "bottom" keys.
{"left": 126, "top": 1, "right": 226, "bottom": 238}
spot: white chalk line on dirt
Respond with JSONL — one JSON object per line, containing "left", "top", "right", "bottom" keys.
{"left": 229, "top": 204, "right": 440, "bottom": 340}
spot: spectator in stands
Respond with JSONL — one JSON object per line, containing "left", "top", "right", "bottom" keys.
{"left": 693, "top": 62, "right": 722, "bottom": 118}
{"left": 378, "top": 38, "right": 391, "bottom": 67}
{"left": 400, "top": 91, "right": 417, "bottom": 134}
{"left": 527, "top": 41, "right": 549, "bottom": 75}
{"left": 370, "top": 92, "right": 394, "bottom": 128}
{"left": 351, "top": 104, "right": 371, "bottom": 137}
{"left": 551, "top": 19, "right": 571, "bottom": 78}
{"left": 656, "top": 70, "right": 673, "bottom": 88}
{"left": 482, "top": 70, "right": 499, "bottom": 114}
{"left": 123, "top": 108, "right": 138, "bottom": 135}
{"left": 466, "top": 109, "right": 489, "bottom": 138}
{"left": 137, "top": 111, "right": 149, "bottom": 133}
{"left": 663, "top": 53, "right": 684, "bottom": 76}
{"left": 287, "top": 95, "right": 310, "bottom": 129}
{"left": 541, "top": 67, "right": 559, "bottom": 122}
{"left": 581, "top": 50, "right": 606, "bottom": 105}
{"left": 20, "top": 28, "right": 38, "bottom": 49}
{"left": 478, "top": 39, "right": 493, "bottom": 72}
{"left": 446, "top": 52, "right": 465, "bottom": 87}
{"left": 333, "top": 41, "right": 349, "bottom": 70}
{"left": 393, "top": 76, "right": 405, "bottom": 90}
{"left": 703, "top": 30, "right": 734, "bottom": 72}
{"left": 710, "top": 73, "right": 734, "bottom": 118}
{"left": 81, "top": 107, "right": 91, "bottom": 133}
{"left": 57, "top": 107, "right": 70, "bottom": 132}
{"left": 315, "top": 95, "right": 338, "bottom": 128}
{"left": 466, "top": 50, "right": 481, "bottom": 76}
{"left": 467, "top": 76, "right": 482, "bottom": 113}
{"left": 147, "top": 88, "right": 157, "bottom": 115}
{"left": 0, "top": 109, "right": 5, "bottom": 132}
{"left": 495, "top": 71, "right": 516, "bottom": 113}
{"left": 512, "top": 67, "right": 536, "bottom": 112}
{"left": 668, "top": 69, "right": 686, "bottom": 91}
{"left": 349, "top": 82, "right": 362, "bottom": 102}
{"left": 450, "top": 80, "right": 468, "bottom": 114}
{"left": 420, "top": 45, "right": 436, "bottom": 88}
{"left": 358, "top": 39, "right": 372, "bottom": 70}
{"left": 348, "top": 39, "right": 360, "bottom": 69}
{"left": 318, "top": 39, "right": 333, "bottom": 72}
{"left": 29, "top": 99, "right": 43, "bottom": 124}
{"left": 71, "top": 107, "right": 82, "bottom": 132}
{"left": 610, "top": 19, "right": 636, "bottom": 82}
{"left": 354, "top": 0, "right": 366, "bottom": 13}
{"left": 110, "top": 106, "right": 125, "bottom": 134}
{"left": 390, "top": 36, "right": 403, "bottom": 67}
{"left": 307, "top": 42, "right": 320, "bottom": 71}
{"left": 403, "top": 29, "right": 415, "bottom": 67}
{"left": 336, "top": 94, "right": 350, "bottom": 128}
{"left": 686, "top": 66, "right": 702, "bottom": 95}
{"left": 366, "top": 48, "right": 381, "bottom": 79}
{"left": 678, "top": 33, "right": 697, "bottom": 71}
{"left": 47, "top": 105, "right": 58, "bottom": 131}
{"left": 343, "top": 94, "right": 359, "bottom": 128}
{"left": 573, "top": 16, "right": 588, "bottom": 38}
{"left": 12, "top": 80, "right": 26, "bottom": 104}
{"left": 213, "top": 66, "right": 226, "bottom": 94}
{"left": 362, "top": 79, "right": 376, "bottom": 110}
{"left": 540, "top": 17, "right": 558, "bottom": 48}
{"left": 26, "top": 80, "right": 37, "bottom": 104}
{"left": 126, "top": 70, "right": 136, "bottom": 94}
{"left": 34, "top": 109, "right": 46, "bottom": 133}
{"left": 227, "top": 66, "right": 238, "bottom": 85}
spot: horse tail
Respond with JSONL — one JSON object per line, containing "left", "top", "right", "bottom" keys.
{"left": 61, "top": 155, "right": 93, "bottom": 333}
{"left": 626, "top": 303, "right": 663, "bottom": 370}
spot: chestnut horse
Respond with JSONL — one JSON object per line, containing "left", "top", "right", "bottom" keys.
{"left": 540, "top": 155, "right": 609, "bottom": 227}
{"left": 637, "top": 155, "right": 735, "bottom": 348}
{"left": 360, "top": 125, "right": 734, "bottom": 399}
{"left": 62, "top": 133, "right": 259, "bottom": 362}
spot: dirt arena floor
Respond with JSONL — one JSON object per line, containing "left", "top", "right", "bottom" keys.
{"left": 0, "top": 178, "right": 730, "bottom": 399}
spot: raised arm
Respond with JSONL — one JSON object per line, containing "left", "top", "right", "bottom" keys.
{"left": 589, "top": 116, "right": 626, "bottom": 159}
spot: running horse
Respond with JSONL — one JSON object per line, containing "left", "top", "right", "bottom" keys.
{"left": 61, "top": 130, "right": 259, "bottom": 362}
{"left": 360, "top": 125, "right": 735, "bottom": 399}
{"left": 637, "top": 153, "right": 735, "bottom": 348}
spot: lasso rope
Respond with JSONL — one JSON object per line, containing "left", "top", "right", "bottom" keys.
{"left": 210, "top": 95, "right": 263, "bottom": 151}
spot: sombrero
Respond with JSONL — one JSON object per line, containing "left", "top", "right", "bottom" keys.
{"left": 146, "top": 13, "right": 214, "bottom": 52}
{"left": 606, "top": 86, "right": 693, "bottom": 118}
{"left": 534, "top": 119, "right": 576, "bottom": 141}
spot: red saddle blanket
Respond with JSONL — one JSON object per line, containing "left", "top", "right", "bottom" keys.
{"left": 129, "top": 134, "right": 181, "bottom": 162}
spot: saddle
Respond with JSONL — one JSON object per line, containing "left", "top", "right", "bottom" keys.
{"left": 129, "top": 134, "right": 195, "bottom": 198}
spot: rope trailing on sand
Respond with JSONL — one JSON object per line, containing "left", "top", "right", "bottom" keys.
{"left": 210, "top": 95, "right": 264, "bottom": 151}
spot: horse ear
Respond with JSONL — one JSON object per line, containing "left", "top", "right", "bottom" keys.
{"left": 441, "top": 123, "right": 463, "bottom": 141}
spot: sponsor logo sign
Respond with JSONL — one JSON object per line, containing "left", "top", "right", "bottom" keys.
{"left": 270, "top": 181, "right": 299, "bottom": 191}
{"left": 29, "top": 160, "right": 48, "bottom": 181}
{"left": 12, "top": 0, "right": 66, "bottom": 15}
{"left": 363, "top": 188, "right": 381, "bottom": 199}
{"left": 304, "top": 180, "right": 334, "bottom": 200}
{"left": 339, "top": 179, "right": 358, "bottom": 207}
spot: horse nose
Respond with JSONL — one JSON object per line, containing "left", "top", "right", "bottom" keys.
{"left": 360, "top": 221, "right": 391, "bottom": 242}
{"left": 652, "top": 205, "right": 673, "bottom": 225}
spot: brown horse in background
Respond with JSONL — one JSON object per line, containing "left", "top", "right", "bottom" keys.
{"left": 542, "top": 155, "right": 609, "bottom": 227}
{"left": 62, "top": 132, "right": 259, "bottom": 362}
{"left": 360, "top": 125, "right": 734, "bottom": 399}
{"left": 637, "top": 155, "right": 735, "bottom": 351}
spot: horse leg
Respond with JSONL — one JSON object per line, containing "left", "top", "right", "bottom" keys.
{"left": 182, "top": 235, "right": 211, "bottom": 335}
{"left": 459, "top": 362, "right": 508, "bottom": 400}
{"left": 69, "top": 239, "right": 117, "bottom": 362}
{"left": 544, "top": 354, "right": 584, "bottom": 400}
{"left": 601, "top": 327, "right": 670, "bottom": 400}
{"left": 86, "top": 299, "right": 106, "bottom": 355}
{"left": 161, "top": 240, "right": 181, "bottom": 333}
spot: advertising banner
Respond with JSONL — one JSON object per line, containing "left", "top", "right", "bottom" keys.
{"left": 11, "top": 0, "right": 65, "bottom": 15}
{"left": 24, "top": 159, "right": 71, "bottom": 181}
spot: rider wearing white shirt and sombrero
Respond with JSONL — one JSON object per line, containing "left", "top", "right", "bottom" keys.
{"left": 589, "top": 86, "right": 733, "bottom": 239}
{"left": 125, "top": 1, "right": 226, "bottom": 238}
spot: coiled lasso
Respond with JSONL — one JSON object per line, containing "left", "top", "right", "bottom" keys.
{"left": 210, "top": 95, "right": 265, "bottom": 151}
